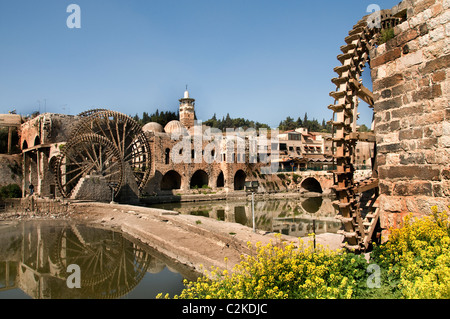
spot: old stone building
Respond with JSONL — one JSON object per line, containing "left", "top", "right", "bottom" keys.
{"left": 141, "top": 89, "right": 274, "bottom": 195}
{"left": 13, "top": 89, "right": 283, "bottom": 202}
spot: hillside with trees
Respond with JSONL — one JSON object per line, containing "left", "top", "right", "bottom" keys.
{"left": 131, "top": 110, "right": 370, "bottom": 133}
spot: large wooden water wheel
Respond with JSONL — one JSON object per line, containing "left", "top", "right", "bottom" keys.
{"left": 55, "top": 133, "right": 124, "bottom": 198}
{"left": 56, "top": 110, "right": 151, "bottom": 199}
{"left": 329, "top": 10, "right": 403, "bottom": 252}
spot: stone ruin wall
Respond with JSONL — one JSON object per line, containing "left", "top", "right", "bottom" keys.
{"left": 370, "top": 0, "right": 450, "bottom": 235}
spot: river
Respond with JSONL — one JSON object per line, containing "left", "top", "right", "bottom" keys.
{"left": 150, "top": 196, "right": 341, "bottom": 237}
{"left": 0, "top": 220, "right": 194, "bottom": 299}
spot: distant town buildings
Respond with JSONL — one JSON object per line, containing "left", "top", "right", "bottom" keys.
{"left": 0, "top": 89, "right": 373, "bottom": 201}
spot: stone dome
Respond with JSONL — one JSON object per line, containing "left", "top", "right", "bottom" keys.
{"left": 164, "top": 120, "right": 188, "bottom": 136}
{"left": 142, "top": 122, "right": 164, "bottom": 133}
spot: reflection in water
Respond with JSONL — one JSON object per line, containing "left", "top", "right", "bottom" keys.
{"left": 0, "top": 221, "right": 188, "bottom": 299}
{"left": 151, "top": 196, "right": 342, "bottom": 237}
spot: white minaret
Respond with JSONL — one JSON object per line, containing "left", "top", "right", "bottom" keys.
{"left": 179, "top": 86, "right": 195, "bottom": 130}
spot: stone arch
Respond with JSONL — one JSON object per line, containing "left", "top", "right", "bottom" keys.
{"left": 190, "top": 170, "right": 209, "bottom": 189}
{"left": 300, "top": 177, "right": 323, "bottom": 194}
{"left": 34, "top": 136, "right": 41, "bottom": 146}
{"left": 161, "top": 170, "right": 182, "bottom": 191}
{"left": 233, "top": 169, "right": 246, "bottom": 191}
{"left": 48, "top": 156, "right": 58, "bottom": 174}
{"left": 216, "top": 171, "right": 225, "bottom": 188}
{"left": 22, "top": 140, "right": 28, "bottom": 150}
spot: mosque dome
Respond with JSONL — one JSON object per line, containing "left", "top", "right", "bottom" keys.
{"left": 164, "top": 120, "right": 188, "bottom": 136}
{"left": 142, "top": 122, "right": 164, "bottom": 133}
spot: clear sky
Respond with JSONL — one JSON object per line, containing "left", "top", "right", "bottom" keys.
{"left": 0, "top": 0, "right": 400, "bottom": 128}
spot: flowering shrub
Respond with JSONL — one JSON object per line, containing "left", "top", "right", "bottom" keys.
{"left": 159, "top": 206, "right": 450, "bottom": 299}
{"left": 170, "top": 234, "right": 368, "bottom": 299}
{"left": 370, "top": 206, "right": 450, "bottom": 299}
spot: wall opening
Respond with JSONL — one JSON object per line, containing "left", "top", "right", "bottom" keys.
{"left": 216, "top": 171, "right": 224, "bottom": 188}
{"left": 234, "top": 170, "right": 246, "bottom": 191}
{"left": 165, "top": 148, "right": 170, "bottom": 164}
{"left": 34, "top": 136, "right": 41, "bottom": 146}
{"left": 300, "top": 177, "right": 323, "bottom": 193}
{"left": 190, "top": 170, "right": 209, "bottom": 189}
{"left": 161, "top": 170, "right": 182, "bottom": 190}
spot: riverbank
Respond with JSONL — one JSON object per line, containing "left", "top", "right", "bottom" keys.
{"left": 0, "top": 198, "right": 343, "bottom": 276}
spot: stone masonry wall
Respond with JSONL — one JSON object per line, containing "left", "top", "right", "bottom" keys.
{"left": 370, "top": 0, "right": 450, "bottom": 234}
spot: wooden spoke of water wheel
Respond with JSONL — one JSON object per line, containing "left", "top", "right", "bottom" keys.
{"left": 77, "top": 109, "right": 109, "bottom": 118}
{"left": 55, "top": 133, "right": 124, "bottom": 198}
{"left": 69, "top": 110, "right": 152, "bottom": 192}
{"left": 83, "top": 242, "right": 151, "bottom": 299}
{"left": 328, "top": 11, "right": 402, "bottom": 253}
{"left": 53, "top": 225, "right": 125, "bottom": 287}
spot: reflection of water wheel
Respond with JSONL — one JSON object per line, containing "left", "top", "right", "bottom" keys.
{"left": 329, "top": 11, "right": 402, "bottom": 253}
{"left": 53, "top": 225, "right": 151, "bottom": 298}
{"left": 55, "top": 133, "right": 123, "bottom": 198}
{"left": 70, "top": 110, "right": 151, "bottom": 192}
{"left": 83, "top": 242, "right": 152, "bottom": 299}
{"left": 54, "top": 225, "right": 125, "bottom": 286}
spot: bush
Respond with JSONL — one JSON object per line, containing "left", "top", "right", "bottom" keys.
{"left": 159, "top": 206, "right": 450, "bottom": 299}
{"left": 370, "top": 206, "right": 450, "bottom": 298}
{"left": 0, "top": 184, "right": 22, "bottom": 199}
{"left": 167, "top": 235, "right": 368, "bottom": 299}
{"left": 379, "top": 28, "right": 395, "bottom": 44}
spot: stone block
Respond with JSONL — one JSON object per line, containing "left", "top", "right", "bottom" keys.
{"left": 400, "top": 152, "right": 426, "bottom": 165}
{"left": 391, "top": 104, "right": 424, "bottom": 118}
{"left": 399, "top": 128, "right": 423, "bottom": 140}
{"left": 396, "top": 29, "right": 420, "bottom": 47}
{"left": 392, "top": 181, "right": 433, "bottom": 196}
{"left": 430, "top": 25, "right": 446, "bottom": 42}
{"left": 414, "top": 0, "right": 436, "bottom": 15}
{"left": 375, "top": 120, "right": 401, "bottom": 134}
{"left": 373, "top": 74, "right": 404, "bottom": 92}
{"left": 432, "top": 70, "right": 446, "bottom": 82}
{"left": 380, "top": 195, "right": 403, "bottom": 213}
{"left": 420, "top": 53, "right": 450, "bottom": 74}
{"left": 412, "top": 84, "right": 443, "bottom": 101}
{"left": 379, "top": 165, "right": 441, "bottom": 181}
{"left": 371, "top": 48, "right": 402, "bottom": 68}
{"left": 416, "top": 137, "right": 439, "bottom": 149}
{"left": 374, "top": 96, "right": 404, "bottom": 112}
{"left": 377, "top": 142, "right": 402, "bottom": 154}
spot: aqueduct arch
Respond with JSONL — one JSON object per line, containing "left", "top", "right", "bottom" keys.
{"left": 300, "top": 177, "right": 323, "bottom": 194}
{"left": 160, "top": 170, "right": 182, "bottom": 191}
{"left": 233, "top": 169, "right": 246, "bottom": 191}
{"left": 190, "top": 170, "right": 209, "bottom": 189}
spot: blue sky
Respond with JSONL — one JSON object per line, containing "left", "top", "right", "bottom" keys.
{"left": 0, "top": 0, "right": 400, "bottom": 128}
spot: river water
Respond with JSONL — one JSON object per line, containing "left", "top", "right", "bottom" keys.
{"left": 0, "top": 220, "right": 193, "bottom": 299}
{"left": 0, "top": 196, "right": 340, "bottom": 299}
{"left": 150, "top": 196, "right": 341, "bottom": 237}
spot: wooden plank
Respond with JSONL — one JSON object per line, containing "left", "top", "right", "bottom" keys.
{"left": 363, "top": 208, "right": 380, "bottom": 248}
{"left": 347, "top": 131, "right": 376, "bottom": 142}
{"left": 349, "top": 78, "right": 374, "bottom": 106}
{"left": 355, "top": 178, "right": 379, "bottom": 193}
